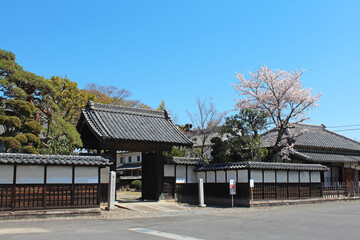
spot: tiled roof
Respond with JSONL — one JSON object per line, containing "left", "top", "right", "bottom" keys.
{"left": 291, "top": 149, "right": 360, "bottom": 163}
{"left": 165, "top": 157, "right": 206, "bottom": 165}
{"left": 117, "top": 163, "right": 142, "bottom": 170}
{"left": 185, "top": 129, "right": 221, "bottom": 147}
{"left": 196, "top": 161, "right": 328, "bottom": 172}
{"left": 0, "top": 153, "right": 112, "bottom": 166}
{"left": 78, "top": 101, "right": 193, "bottom": 147}
{"left": 261, "top": 123, "right": 360, "bottom": 152}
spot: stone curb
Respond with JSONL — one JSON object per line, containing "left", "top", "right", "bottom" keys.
{"left": 0, "top": 208, "right": 101, "bottom": 220}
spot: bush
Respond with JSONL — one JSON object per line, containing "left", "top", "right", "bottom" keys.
{"left": 131, "top": 180, "right": 142, "bottom": 191}
{"left": 23, "top": 120, "right": 42, "bottom": 135}
{"left": 23, "top": 146, "right": 39, "bottom": 154}
{"left": 15, "top": 134, "right": 28, "bottom": 145}
{"left": 3, "top": 137, "right": 21, "bottom": 152}
{"left": 25, "top": 133, "right": 40, "bottom": 147}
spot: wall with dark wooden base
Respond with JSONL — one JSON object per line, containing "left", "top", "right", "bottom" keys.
{"left": 0, "top": 184, "right": 99, "bottom": 211}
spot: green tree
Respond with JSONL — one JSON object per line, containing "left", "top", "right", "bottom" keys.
{"left": 0, "top": 99, "right": 41, "bottom": 153}
{"left": 50, "top": 76, "right": 94, "bottom": 125}
{"left": 0, "top": 49, "right": 82, "bottom": 154}
{"left": 210, "top": 109, "right": 268, "bottom": 163}
{"left": 163, "top": 147, "right": 185, "bottom": 157}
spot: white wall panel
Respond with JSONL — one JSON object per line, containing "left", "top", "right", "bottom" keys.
{"left": 75, "top": 167, "right": 98, "bottom": 183}
{"left": 238, "top": 170, "right": 248, "bottom": 183}
{"left": 264, "top": 170, "right": 275, "bottom": 183}
{"left": 47, "top": 166, "right": 72, "bottom": 183}
{"left": 250, "top": 170, "right": 263, "bottom": 183}
{"left": 176, "top": 165, "right": 186, "bottom": 183}
{"left": 188, "top": 166, "right": 197, "bottom": 183}
{"left": 289, "top": 171, "right": 299, "bottom": 183}
{"left": 207, "top": 171, "right": 215, "bottom": 183}
{"left": 0, "top": 165, "right": 13, "bottom": 184}
{"left": 300, "top": 171, "right": 310, "bottom": 183}
{"left": 227, "top": 170, "right": 237, "bottom": 183}
{"left": 311, "top": 172, "right": 321, "bottom": 183}
{"left": 17, "top": 165, "right": 44, "bottom": 184}
{"left": 197, "top": 172, "right": 205, "bottom": 182}
{"left": 217, "top": 171, "right": 226, "bottom": 183}
{"left": 164, "top": 165, "right": 175, "bottom": 177}
{"left": 277, "top": 171, "right": 287, "bottom": 183}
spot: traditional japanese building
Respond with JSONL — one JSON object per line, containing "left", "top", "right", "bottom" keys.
{"left": 262, "top": 123, "right": 360, "bottom": 185}
{"left": 77, "top": 101, "right": 193, "bottom": 200}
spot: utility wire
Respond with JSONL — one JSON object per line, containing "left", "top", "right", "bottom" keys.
{"left": 327, "top": 124, "right": 360, "bottom": 129}
{"left": 333, "top": 128, "right": 360, "bottom": 132}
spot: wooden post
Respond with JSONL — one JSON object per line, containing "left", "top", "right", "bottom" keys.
{"left": 275, "top": 170, "right": 277, "bottom": 199}
{"left": 71, "top": 166, "right": 75, "bottom": 206}
{"left": 43, "top": 165, "right": 47, "bottom": 208}
{"left": 298, "top": 171, "right": 301, "bottom": 198}
{"left": 309, "top": 171, "right": 312, "bottom": 198}
{"left": 262, "top": 170, "right": 265, "bottom": 199}
{"left": 11, "top": 164, "right": 17, "bottom": 210}
{"left": 287, "top": 170, "right": 289, "bottom": 199}
{"left": 97, "top": 167, "right": 101, "bottom": 205}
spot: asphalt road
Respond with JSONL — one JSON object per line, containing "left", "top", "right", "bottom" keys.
{"left": 1, "top": 201, "right": 360, "bottom": 240}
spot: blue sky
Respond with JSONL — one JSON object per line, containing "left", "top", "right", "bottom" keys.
{"left": 2, "top": 0, "right": 360, "bottom": 139}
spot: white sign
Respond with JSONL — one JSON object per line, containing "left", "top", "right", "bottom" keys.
{"left": 249, "top": 179, "right": 254, "bottom": 188}
{"left": 229, "top": 179, "right": 236, "bottom": 195}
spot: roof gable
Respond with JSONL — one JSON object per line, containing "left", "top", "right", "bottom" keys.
{"left": 262, "top": 123, "right": 360, "bottom": 152}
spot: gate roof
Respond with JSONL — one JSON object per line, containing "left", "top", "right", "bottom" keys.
{"left": 77, "top": 101, "right": 193, "bottom": 151}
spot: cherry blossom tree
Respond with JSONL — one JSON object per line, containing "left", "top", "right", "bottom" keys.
{"left": 233, "top": 65, "right": 321, "bottom": 161}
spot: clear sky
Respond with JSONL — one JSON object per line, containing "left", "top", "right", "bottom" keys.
{"left": 2, "top": 0, "right": 360, "bottom": 139}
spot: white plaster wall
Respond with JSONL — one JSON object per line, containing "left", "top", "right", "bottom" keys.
{"left": 277, "top": 171, "right": 287, "bottom": 183}
{"left": 197, "top": 172, "right": 205, "bottom": 182}
{"left": 238, "top": 169, "right": 248, "bottom": 183}
{"left": 250, "top": 170, "right": 263, "bottom": 183}
{"left": 188, "top": 166, "right": 197, "bottom": 183}
{"left": 100, "top": 167, "right": 109, "bottom": 183}
{"left": 47, "top": 166, "right": 72, "bottom": 183}
{"left": 207, "top": 171, "right": 216, "bottom": 183}
{"left": 264, "top": 170, "right": 275, "bottom": 183}
{"left": 117, "top": 152, "right": 142, "bottom": 164}
{"left": 164, "top": 164, "right": 175, "bottom": 177}
{"left": 0, "top": 165, "right": 13, "bottom": 184}
{"left": 300, "top": 171, "right": 310, "bottom": 183}
{"left": 217, "top": 171, "right": 226, "bottom": 183}
{"left": 17, "top": 165, "right": 44, "bottom": 184}
{"left": 226, "top": 170, "right": 237, "bottom": 183}
{"left": 289, "top": 171, "right": 299, "bottom": 183}
{"left": 176, "top": 165, "right": 186, "bottom": 183}
{"left": 311, "top": 172, "right": 321, "bottom": 183}
{"left": 75, "top": 167, "right": 98, "bottom": 183}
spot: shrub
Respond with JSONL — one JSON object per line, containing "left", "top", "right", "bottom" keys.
{"left": 23, "top": 120, "right": 42, "bottom": 135}
{"left": 15, "top": 134, "right": 28, "bottom": 145}
{"left": 3, "top": 137, "right": 21, "bottom": 152}
{"left": 23, "top": 146, "right": 39, "bottom": 154}
{"left": 25, "top": 133, "right": 41, "bottom": 147}
{"left": 131, "top": 180, "right": 142, "bottom": 191}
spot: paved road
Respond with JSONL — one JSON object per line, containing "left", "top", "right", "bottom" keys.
{"left": 1, "top": 201, "right": 360, "bottom": 240}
